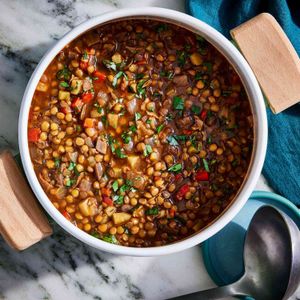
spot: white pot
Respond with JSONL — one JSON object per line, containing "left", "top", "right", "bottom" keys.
{"left": 18, "top": 7, "right": 267, "bottom": 256}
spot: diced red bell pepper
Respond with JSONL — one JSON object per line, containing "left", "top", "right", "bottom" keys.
{"left": 93, "top": 70, "right": 106, "bottom": 83}
{"left": 82, "top": 92, "right": 93, "bottom": 103}
{"left": 101, "top": 187, "right": 111, "bottom": 196}
{"left": 176, "top": 184, "right": 190, "bottom": 200}
{"left": 80, "top": 61, "right": 88, "bottom": 70}
{"left": 103, "top": 196, "right": 113, "bottom": 206}
{"left": 136, "top": 59, "right": 146, "bottom": 65}
{"left": 71, "top": 97, "right": 82, "bottom": 109}
{"left": 28, "top": 128, "right": 41, "bottom": 142}
{"left": 200, "top": 109, "right": 207, "bottom": 120}
{"left": 183, "top": 129, "right": 192, "bottom": 135}
{"left": 169, "top": 208, "right": 176, "bottom": 218}
{"left": 195, "top": 170, "right": 209, "bottom": 181}
{"left": 62, "top": 211, "right": 71, "bottom": 221}
{"left": 174, "top": 173, "right": 182, "bottom": 181}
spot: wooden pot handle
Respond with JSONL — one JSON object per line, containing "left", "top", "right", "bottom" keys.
{"left": 231, "top": 13, "right": 300, "bottom": 114}
{"left": 0, "top": 150, "right": 52, "bottom": 250}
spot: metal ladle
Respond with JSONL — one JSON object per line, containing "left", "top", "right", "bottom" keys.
{"left": 171, "top": 206, "right": 300, "bottom": 300}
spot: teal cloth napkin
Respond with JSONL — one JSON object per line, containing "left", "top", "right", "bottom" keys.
{"left": 186, "top": 0, "right": 300, "bottom": 206}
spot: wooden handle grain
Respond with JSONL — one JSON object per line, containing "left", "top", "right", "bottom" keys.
{"left": 0, "top": 150, "right": 52, "bottom": 250}
{"left": 231, "top": 13, "right": 300, "bottom": 114}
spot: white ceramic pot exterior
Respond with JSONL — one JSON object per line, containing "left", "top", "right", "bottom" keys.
{"left": 18, "top": 8, "right": 267, "bottom": 256}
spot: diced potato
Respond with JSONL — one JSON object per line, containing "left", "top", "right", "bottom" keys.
{"left": 128, "top": 155, "right": 140, "bottom": 169}
{"left": 36, "top": 81, "right": 49, "bottom": 92}
{"left": 58, "top": 90, "right": 71, "bottom": 101}
{"left": 108, "top": 167, "right": 122, "bottom": 178}
{"left": 78, "top": 197, "right": 98, "bottom": 217}
{"left": 112, "top": 212, "right": 131, "bottom": 225}
{"left": 105, "top": 206, "right": 116, "bottom": 217}
{"left": 107, "top": 113, "right": 119, "bottom": 129}
{"left": 79, "top": 199, "right": 90, "bottom": 216}
{"left": 70, "top": 78, "right": 83, "bottom": 95}
{"left": 190, "top": 52, "right": 203, "bottom": 66}
{"left": 112, "top": 52, "right": 122, "bottom": 64}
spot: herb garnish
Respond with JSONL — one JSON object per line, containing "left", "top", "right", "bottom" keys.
{"left": 191, "top": 105, "right": 201, "bottom": 114}
{"left": 173, "top": 96, "right": 184, "bottom": 110}
{"left": 157, "top": 124, "right": 164, "bottom": 133}
{"left": 168, "top": 163, "right": 182, "bottom": 172}
{"left": 102, "top": 60, "right": 117, "bottom": 71}
{"left": 136, "top": 79, "right": 147, "bottom": 98}
{"left": 112, "top": 71, "right": 127, "bottom": 88}
{"left": 54, "top": 158, "right": 61, "bottom": 168}
{"left": 113, "top": 195, "right": 124, "bottom": 205}
{"left": 167, "top": 136, "right": 179, "bottom": 146}
{"left": 135, "top": 112, "right": 141, "bottom": 121}
{"left": 112, "top": 180, "right": 119, "bottom": 192}
{"left": 145, "top": 207, "right": 159, "bottom": 215}
{"left": 115, "top": 147, "right": 127, "bottom": 158}
{"left": 102, "top": 234, "right": 118, "bottom": 244}
{"left": 59, "top": 81, "right": 70, "bottom": 88}
{"left": 202, "top": 158, "right": 210, "bottom": 172}
{"left": 56, "top": 67, "right": 71, "bottom": 81}
{"left": 68, "top": 161, "right": 76, "bottom": 171}
{"left": 143, "top": 145, "right": 153, "bottom": 157}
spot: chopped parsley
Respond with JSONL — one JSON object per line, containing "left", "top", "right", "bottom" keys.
{"left": 135, "top": 73, "right": 144, "bottom": 80}
{"left": 112, "top": 180, "right": 119, "bottom": 192}
{"left": 90, "top": 232, "right": 100, "bottom": 238}
{"left": 121, "top": 132, "right": 131, "bottom": 144}
{"left": 160, "top": 70, "right": 174, "bottom": 79}
{"left": 56, "top": 67, "right": 71, "bottom": 81}
{"left": 167, "top": 136, "right": 179, "bottom": 146}
{"left": 173, "top": 96, "right": 184, "bottom": 110}
{"left": 107, "top": 135, "right": 116, "bottom": 153}
{"left": 115, "top": 147, "right": 127, "bottom": 158}
{"left": 113, "top": 195, "right": 124, "bottom": 205}
{"left": 68, "top": 161, "right": 76, "bottom": 171}
{"left": 65, "top": 178, "right": 76, "bottom": 187}
{"left": 128, "top": 125, "right": 137, "bottom": 133}
{"left": 101, "top": 234, "right": 118, "bottom": 244}
{"left": 135, "top": 112, "right": 142, "bottom": 121}
{"left": 112, "top": 71, "right": 127, "bottom": 88}
{"left": 143, "top": 145, "right": 153, "bottom": 157}
{"left": 54, "top": 158, "right": 61, "bottom": 168}
{"left": 157, "top": 124, "right": 164, "bottom": 133}
{"left": 59, "top": 81, "right": 69, "bottom": 88}
{"left": 202, "top": 158, "right": 210, "bottom": 172}
{"left": 168, "top": 163, "right": 182, "bottom": 172}
{"left": 191, "top": 105, "right": 201, "bottom": 114}
{"left": 145, "top": 207, "right": 159, "bottom": 215}
{"left": 82, "top": 51, "right": 89, "bottom": 60}
{"left": 136, "top": 79, "right": 147, "bottom": 98}
{"left": 177, "top": 50, "right": 188, "bottom": 67}
{"left": 102, "top": 60, "right": 117, "bottom": 71}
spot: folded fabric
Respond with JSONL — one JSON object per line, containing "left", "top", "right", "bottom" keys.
{"left": 186, "top": 0, "right": 300, "bottom": 205}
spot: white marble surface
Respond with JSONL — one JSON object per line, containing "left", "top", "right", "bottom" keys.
{"left": 0, "top": 1, "right": 298, "bottom": 299}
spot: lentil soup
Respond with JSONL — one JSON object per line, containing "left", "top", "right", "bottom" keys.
{"left": 28, "top": 20, "right": 253, "bottom": 247}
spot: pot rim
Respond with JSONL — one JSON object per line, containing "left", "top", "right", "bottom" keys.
{"left": 18, "top": 7, "right": 267, "bottom": 256}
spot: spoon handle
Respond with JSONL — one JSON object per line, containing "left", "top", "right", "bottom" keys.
{"left": 169, "top": 283, "right": 249, "bottom": 300}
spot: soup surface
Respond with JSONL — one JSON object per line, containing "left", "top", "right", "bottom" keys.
{"left": 28, "top": 20, "right": 253, "bottom": 247}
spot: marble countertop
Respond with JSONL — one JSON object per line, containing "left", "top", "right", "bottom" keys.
{"left": 0, "top": 1, "right": 298, "bottom": 299}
